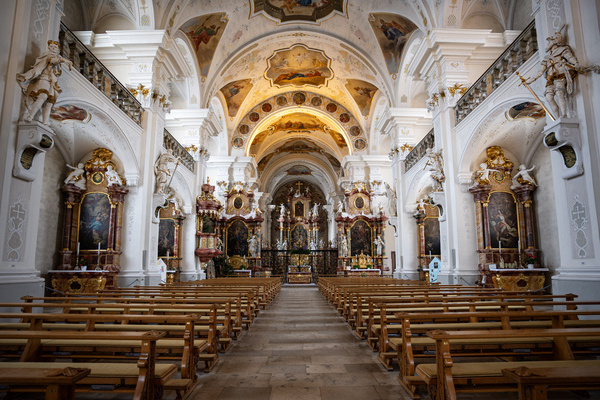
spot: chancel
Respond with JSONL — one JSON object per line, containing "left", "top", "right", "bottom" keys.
{"left": 0, "top": 1, "right": 599, "bottom": 399}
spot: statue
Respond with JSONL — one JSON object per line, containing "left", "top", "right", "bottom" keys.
{"left": 336, "top": 201, "right": 344, "bottom": 214}
{"left": 216, "top": 236, "right": 223, "bottom": 251}
{"left": 154, "top": 149, "right": 178, "bottom": 195}
{"left": 318, "top": 239, "right": 324, "bottom": 249}
{"left": 16, "top": 40, "right": 73, "bottom": 125}
{"left": 511, "top": 164, "right": 537, "bottom": 189}
{"left": 340, "top": 235, "right": 349, "bottom": 257}
{"left": 424, "top": 148, "right": 445, "bottom": 191}
{"left": 276, "top": 239, "right": 288, "bottom": 251}
{"left": 524, "top": 25, "right": 597, "bottom": 118}
{"left": 105, "top": 165, "right": 123, "bottom": 187}
{"left": 374, "top": 235, "right": 384, "bottom": 256}
{"left": 248, "top": 235, "right": 259, "bottom": 257}
{"left": 475, "top": 162, "right": 499, "bottom": 185}
{"left": 279, "top": 203, "right": 286, "bottom": 218}
{"left": 311, "top": 203, "right": 320, "bottom": 218}
{"left": 384, "top": 182, "right": 397, "bottom": 216}
{"left": 64, "top": 163, "right": 86, "bottom": 190}
{"left": 309, "top": 240, "right": 317, "bottom": 251}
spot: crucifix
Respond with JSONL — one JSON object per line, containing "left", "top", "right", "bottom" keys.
{"left": 295, "top": 181, "right": 303, "bottom": 194}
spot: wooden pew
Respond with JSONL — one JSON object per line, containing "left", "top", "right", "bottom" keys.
{"left": 0, "top": 365, "right": 90, "bottom": 400}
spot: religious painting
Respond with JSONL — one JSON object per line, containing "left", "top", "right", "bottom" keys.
{"left": 277, "top": 138, "right": 320, "bottom": 153}
{"left": 200, "top": 214, "right": 215, "bottom": 233}
{"left": 265, "top": 44, "right": 333, "bottom": 88}
{"left": 180, "top": 13, "right": 228, "bottom": 76}
{"left": 220, "top": 79, "right": 253, "bottom": 117}
{"left": 487, "top": 191, "right": 519, "bottom": 249}
{"left": 507, "top": 102, "right": 546, "bottom": 120}
{"left": 252, "top": 0, "right": 345, "bottom": 24}
{"left": 423, "top": 217, "right": 441, "bottom": 256}
{"left": 268, "top": 113, "right": 324, "bottom": 134}
{"left": 158, "top": 219, "right": 175, "bottom": 257}
{"left": 350, "top": 126, "right": 362, "bottom": 136}
{"left": 291, "top": 224, "right": 308, "bottom": 250}
{"left": 354, "top": 138, "right": 367, "bottom": 151}
{"left": 294, "top": 201, "right": 305, "bottom": 218}
{"left": 311, "top": 96, "right": 322, "bottom": 106}
{"left": 369, "top": 13, "right": 418, "bottom": 75}
{"left": 346, "top": 79, "right": 378, "bottom": 116}
{"left": 226, "top": 220, "right": 248, "bottom": 257}
{"left": 239, "top": 124, "right": 250, "bottom": 135}
{"left": 232, "top": 137, "right": 244, "bottom": 148}
{"left": 329, "top": 129, "right": 348, "bottom": 149}
{"left": 78, "top": 192, "right": 111, "bottom": 250}
{"left": 350, "top": 219, "right": 372, "bottom": 256}
{"left": 287, "top": 165, "right": 311, "bottom": 175}
{"left": 50, "top": 105, "right": 90, "bottom": 122}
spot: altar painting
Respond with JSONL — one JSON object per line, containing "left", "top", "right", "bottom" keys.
{"left": 487, "top": 191, "right": 519, "bottom": 249}
{"left": 158, "top": 219, "right": 175, "bottom": 257}
{"left": 180, "top": 13, "right": 228, "bottom": 76}
{"left": 424, "top": 218, "right": 441, "bottom": 256}
{"left": 291, "top": 224, "right": 308, "bottom": 250}
{"left": 265, "top": 45, "right": 332, "bottom": 88}
{"left": 220, "top": 79, "right": 253, "bottom": 117}
{"left": 227, "top": 220, "right": 248, "bottom": 257}
{"left": 78, "top": 193, "right": 111, "bottom": 250}
{"left": 350, "top": 219, "right": 371, "bottom": 256}
{"left": 369, "top": 13, "right": 417, "bottom": 75}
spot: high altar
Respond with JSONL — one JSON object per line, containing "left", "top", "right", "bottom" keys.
{"left": 470, "top": 147, "right": 546, "bottom": 291}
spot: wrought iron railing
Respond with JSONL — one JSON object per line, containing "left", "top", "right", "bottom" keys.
{"left": 59, "top": 23, "right": 143, "bottom": 126}
{"left": 163, "top": 129, "right": 195, "bottom": 172}
{"left": 455, "top": 20, "right": 537, "bottom": 124}
{"left": 405, "top": 128, "right": 435, "bottom": 172}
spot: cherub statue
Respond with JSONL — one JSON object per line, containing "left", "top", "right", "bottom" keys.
{"left": 511, "top": 164, "right": 537, "bottom": 189}
{"left": 154, "top": 149, "right": 178, "bottom": 195}
{"left": 105, "top": 165, "right": 123, "bottom": 187}
{"left": 475, "top": 162, "right": 499, "bottom": 185}
{"left": 64, "top": 163, "right": 86, "bottom": 190}
{"left": 16, "top": 40, "right": 73, "bottom": 125}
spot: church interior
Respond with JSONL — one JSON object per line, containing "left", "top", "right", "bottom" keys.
{"left": 0, "top": 0, "right": 600, "bottom": 399}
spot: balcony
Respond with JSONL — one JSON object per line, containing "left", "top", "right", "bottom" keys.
{"left": 163, "top": 130, "right": 195, "bottom": 172}
{"left": 405, "top": 128, "right": 435, "bottom": 172}
{"left": 59, "top": 23, "right": 143, "bottom": 126}
{"left": 455, "top": 21, "right": 538, "bottom": 124}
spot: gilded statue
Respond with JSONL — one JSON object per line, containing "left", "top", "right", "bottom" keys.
{"left": 16, "top": 40, "right": 73, "bottom": 125}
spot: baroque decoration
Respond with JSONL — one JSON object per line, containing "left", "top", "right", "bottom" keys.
{"left": 251, "top": 0, "right": 345, "bottom": 24}
{"left": 265, "top": 44, "right": 333, "bottom": 88}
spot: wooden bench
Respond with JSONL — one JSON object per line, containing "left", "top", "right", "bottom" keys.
{"left": 0, "top": 366, "right": 90, "bottom": 400}
{"left": 0, "top": 330, "right": 182, "bottom": 400}
{"left": 416, "top": 327, "right": 600, "bottom": 400}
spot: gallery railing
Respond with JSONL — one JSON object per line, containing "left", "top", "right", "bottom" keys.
{"left": 405, "top": 128, "right": 435, "bottom": 172}
{"left": 163, "top": 129, "right": 195, "bottom": 172}
{"left": 455, "top": 20, "right": 538, "bottom": 124}
{"left": 59, "top": 23, "right": 144, "bottom": 126}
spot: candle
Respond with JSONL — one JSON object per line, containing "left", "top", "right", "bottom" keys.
{"left": 97, "top": 242, "right": 101, "bottom": 255}
{"left": 77, "top": 242, "right": 80, "bottom": 256}
{"left": 499, "top": 240, "right": 502, "bottom": 254}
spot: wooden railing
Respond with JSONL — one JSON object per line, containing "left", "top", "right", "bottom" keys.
{"left": 163, "top": 129, "right": 195, "bottom": 172}
{"left": 59, "top": 23, "right": 143, "bottom": 126}
{"left": 405, "top": 128, "right": 434, "bottom": 172}
{"left": 455, "top": 20, "right": 537, "bottom": 124}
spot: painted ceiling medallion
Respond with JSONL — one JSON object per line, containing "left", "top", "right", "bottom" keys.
{"left": 251, "top": 0, "right": 345, "bottom": 24}
{"left": 265, "top": 44, "right": 333, "bottom": 88}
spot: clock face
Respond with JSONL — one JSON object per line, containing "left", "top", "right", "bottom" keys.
{"left": 92, "top": 172, "right": 104, "bottom": 184}
{"left": 355, "top": 196, "right": 364, "bottom": 209}
{"left": 233, "top": 197, "right": 243, "bottom": 209}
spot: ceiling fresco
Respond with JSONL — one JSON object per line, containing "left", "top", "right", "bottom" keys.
{"left": 220, "top": 79, "right": 253, "bottom": 117}
{"left": 368, "top": 13, "right": 418, "bottom": 75}
{"left": 345, "top": 79, "right": 379, "bottom": 116}
{"left": 251, "top": 0, "right": 345, "bottom": 24}
{"left": 179, "top": 13, "right": 228, "bottom": 76}
{"left": 265, "top": 44, "right": 333, "bottom": 88}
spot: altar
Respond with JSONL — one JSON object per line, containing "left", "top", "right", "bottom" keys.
{"left": 480, "top": 266, "right": 548, "bottom": 291}
{"left": 288, "top": 265, "right": 311, "bottom": 284}
{"left": 47, "top": 270, "right": 116, "bottom": 295}
{"left": 346, "top": 268, "right": 381, "bottom": 277}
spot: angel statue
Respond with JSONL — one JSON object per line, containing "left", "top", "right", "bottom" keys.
{"left": 64, "top": 163, "right": 86, "bottom": 190}
{"left": 105, "top": 165, "right": 123, "bottom": 187}
{"left": 475, "top": 163, "right": 499, "bottom": 185}
{"left": 16, "top": 40, "right": 73, "bottom": 125}
{"left": 511, "top": 164, "right": 537, "bottom": 189}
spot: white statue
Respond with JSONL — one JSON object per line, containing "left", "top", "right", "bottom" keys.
{"left": 309, "top": 239, "right": 317, "bottom": 251}
{"left": 424, "top": 148, "right": 445, "bottom": 191}
{"left": 279, "top": 203, "right": 286, "bottom": 218}
{"left": 336, "top": 201, "right": 344, "bottom": 214}
{"left": 511, "top": 164, "right": 537, "bottom": 189}
{"left": 318, "top": 239, "right": 324, "bottom": 249}
{"left": 154, "top": 149, "right": 178, "bottom": 195}
{"left": 16, "top": 40, "right": 73, "bottom": 125}
{"left": 248, "top": 204, "right": 261, "bottom": 218}
{"left": 384, "top": 183, "right": 397, "bottom": 216}
{"left": 216, "top": 236, "right": 223, "bottom": 251}
{"left": 374, "top": 235, "right": 384, "bottom": 256}
{"left": 64, "top": 163, "right": 86, "bottom": 190}
{"left": 475, "top": 162, "right": 499, "bottom": 185}
{"left": 312, "top": 203, "right": 320, "bottom": 218}
{"left": 281, "top": 239, "right": 288, "bottom": 251}
{"left": 105, "top": 165, "right": 123, "bottom": 187}
{"left": 340, "top": 235, "right": 349, "bottom": 257}
{"left": 248, "top": 235, "right": 259, "bottom": 257}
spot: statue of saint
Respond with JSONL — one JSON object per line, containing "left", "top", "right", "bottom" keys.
{"left": 374, "top": 235, "right": 384, "bottom": 256}
{"left": 248, "top": 235, "right": 259, "bottom": 257}
{"left": 154, "top": 149, "right": 178, "bottom": 195}
{"left": 340, "top": 235, "right": 349, "bottom": 257}
{"left": 16, "top": 40, "right": 73, "bottom": 125}
{"left": 424, "top": 148, "right": 445, "bottom": 191}
{"left": 64, "top": 163, "right": 86, "bottom": 190}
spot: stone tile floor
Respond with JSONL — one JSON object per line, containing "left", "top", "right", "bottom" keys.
{"left": 6, "top": 284, "right": 599, "bottom": 399}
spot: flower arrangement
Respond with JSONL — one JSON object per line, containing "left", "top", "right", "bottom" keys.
{"left": 523, "top": 253, "right": 536, "bottom": 264}
{"left": 77, "top": 256, "right": 90, "bottom": 270}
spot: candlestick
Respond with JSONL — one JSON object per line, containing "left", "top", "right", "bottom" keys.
{"left": 499, "top": 240, "right": 502, "bottom": 254}
{"left": 97, "top": 242, "right": 101, "bottom": 269}
{"left": 77, "top": 242, "right": 80, "bottom": 256}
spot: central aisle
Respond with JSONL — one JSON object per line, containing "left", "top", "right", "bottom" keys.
{"left": 191, "top": 284, "right": 405, "bottom": 400}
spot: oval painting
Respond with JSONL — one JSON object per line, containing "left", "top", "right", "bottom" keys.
{"left": 339, "top": 113, "right": 350, "bottom": 123}
{"left": 233, "top": 197, "right": 243, "bottom": 209}
{"left": 238, "top": 124, "right": 249, "bottom": 134}
{"left": 326, "top": 103, "right": 337, "bottom": 113}
{"left": 354, "top": 138, "right": 366, "bottom": 150}
{"left": 276, "top": 96, "right": 288, "bottom": 106}
{"left": 232, "top": 137, "right": 244, "bottom": 148}
{"left": 249, "top": 112, "right": 260, "bottom": 122}
{"left": 311, "top": 96, "right": 322, "bottom": 106}
{"left": 293, "top": 92, "right": 306, "bottom": 104}
{"left": 355, "top": 196, "right": 364, "bottom": 209}
{"left": 262, "top": 103, "right": 273, "bottom": 113}
{"left": 350, "top": 126, "right": 361, "bottom": 136}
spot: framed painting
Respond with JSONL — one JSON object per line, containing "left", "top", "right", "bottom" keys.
{"left": 423, "top": 217, "right": 441, "bottom": 256}
{"left": 350, "top": 219, "right": 372, "bottom": 256}
{"left": 158, "top": 219, "right": 175, "bottom": 257}
{"left": 78, "top": 192, "right": 111, "bottom": 250}
{"left": 487, "top": 191, "right": 519, "bottom": 249}
{"left": 291, "top": 224, "right": 308, "bottom": 250}
{"left": 226, "top": 220, "right": 248, "bottom": 257}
